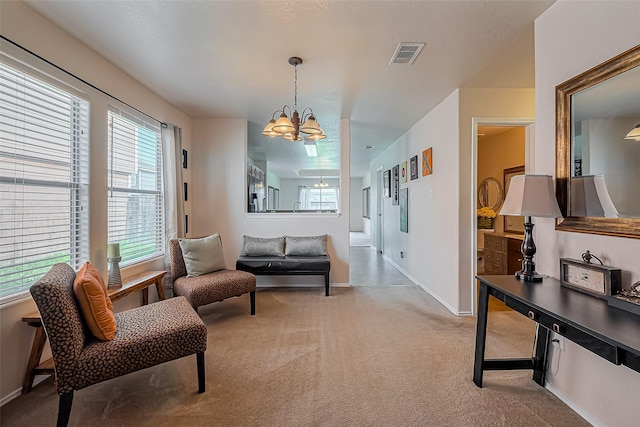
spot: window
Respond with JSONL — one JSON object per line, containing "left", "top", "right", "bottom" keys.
{"left": 107, "top": 108, "right": 163, "bottom": 265}
{"left": 298, "top": 186, "right": 339, "bottom": 211}
{"left": 0, "top": 62, "right": 89, "bottom": 301}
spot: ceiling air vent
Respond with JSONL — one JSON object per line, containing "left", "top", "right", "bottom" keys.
{"left": 389, "top": 42, "right": 425, "bottom": 65}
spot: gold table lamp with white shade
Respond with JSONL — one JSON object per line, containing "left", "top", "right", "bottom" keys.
{"left": 499, "top": 175, "right": 562, "bottom": 282}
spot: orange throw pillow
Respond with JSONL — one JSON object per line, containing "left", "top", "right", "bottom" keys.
{"left": 73, "top": 262, "right": 117, "bottom": 341}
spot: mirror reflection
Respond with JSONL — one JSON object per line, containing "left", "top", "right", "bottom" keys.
{"left": 247, "top": 122, "right": 341, "bottom": 213}
{"left": 570, "top": 64, "right": 640, "bottom": 218}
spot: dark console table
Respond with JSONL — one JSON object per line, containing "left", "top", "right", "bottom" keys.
{"left": 474, "top": 275, "right": 640, "bottom": 388}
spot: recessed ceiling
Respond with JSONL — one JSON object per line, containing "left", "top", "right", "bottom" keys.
{"left": 22, "top": 0, "right": 555, "bottom": 178}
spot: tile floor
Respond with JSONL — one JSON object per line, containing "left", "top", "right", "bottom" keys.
{"left": 349, "top": 241, "right": 414, "bottom": 286}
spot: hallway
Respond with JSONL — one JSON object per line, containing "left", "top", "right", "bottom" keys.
{"left": 349, "top": 244, "right": 415, "bottom": 287}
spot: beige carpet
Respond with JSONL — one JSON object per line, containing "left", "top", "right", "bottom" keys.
{"left": 1, "top": 285, "right": 588, "bottom": 426}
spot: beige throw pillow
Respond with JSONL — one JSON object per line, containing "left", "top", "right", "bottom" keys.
{"left": 179, "top": 234, "right": 226, "bottom": 277}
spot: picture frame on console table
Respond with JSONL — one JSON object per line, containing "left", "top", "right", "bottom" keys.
{"left": 559, "top": 258, "right": 621, "bottom": 299}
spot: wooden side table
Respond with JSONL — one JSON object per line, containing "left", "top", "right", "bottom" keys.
{"left": 21, "top": 270, "right": 166, "bottom": 394}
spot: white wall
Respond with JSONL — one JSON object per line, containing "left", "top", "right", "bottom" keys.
{"left": 458, "top": 88, "right": 535, "bottom": 313}
{"left": 370, "top": 91, "right": 461, "bottom": 313}
{"left": 369, "top": 88, "right": 535, "bottom": 314}
{"left": 0, "top": 1, "right": 193, "bottom": 403}
{"left": 191, "top": 118, "right": 350, "bottom": 286}
{"left": 535, "top": 2, "right": 640, "bottom": 425}
{"left": 349, "top": 177, "right": 364, "bottom": 231}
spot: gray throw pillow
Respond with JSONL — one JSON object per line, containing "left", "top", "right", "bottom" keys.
{"left": 179, "top": 234, "right": 226, "bottom": 277}
{"left": 240, "top": 235, "right": 285, "bottom": 257}
{"left": 285, "top": 235, "right": 328, "bottom": 256}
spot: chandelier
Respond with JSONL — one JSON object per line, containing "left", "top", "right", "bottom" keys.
{"left": 314, "top": 178, "right": 329, "bottom": 188}
{"left": 262, "top": 57, "right": 326, "bottom": 142}
{"left": 625, "top": 123, "right": 640, "bottom": 141}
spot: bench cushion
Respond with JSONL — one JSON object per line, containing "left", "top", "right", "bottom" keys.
{"left": 240, "top": 235, "right": 285, "bottom": 257}
{"left": 284, "top": 235, "right": 327, "bottom": 256}
{"left": 236, "top": 256, "right": 330, "bottom": 274}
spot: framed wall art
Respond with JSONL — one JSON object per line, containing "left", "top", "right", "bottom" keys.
{"left": 410, "top": 155, "right": 418, "bottom": 180}
{"left": 392, "top": 165, "right": 399, "bottom": 205}
{"left": 400, "top": 161, "right": 408, "bottom": 183}
{"left": 182, "top": 149, "right": 188, "bottom": 169}
{"left": 422, "top": 147, "right": 433, "bottom": 176}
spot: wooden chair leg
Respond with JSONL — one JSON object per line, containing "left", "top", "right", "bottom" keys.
{"left": 250, "top": 291, "right": 256, "bottom": 315}
{"left": 57, "top": 391, "right": 73, "bottom": 427}
{"left": 197, "top": 352, "right": 205, "bottom": 393}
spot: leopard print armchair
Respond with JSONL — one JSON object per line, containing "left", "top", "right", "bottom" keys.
{"left": 169, "top": 238, "right": 256, "bottom": 314}
{"left": 30, "top": 263, "right": 208, "bottom": 427}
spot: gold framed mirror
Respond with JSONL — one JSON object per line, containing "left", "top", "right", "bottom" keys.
{"left": 556, "top": 44, "right": 640, "bottom": 238}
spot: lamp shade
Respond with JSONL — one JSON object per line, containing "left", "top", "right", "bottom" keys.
{"left": 300, "top": 115, "right": 323, "bottom": 135}
{"left": 624, "top": 123, "right": 640, "bottom": 141}
{"left": 306, "top": 132, "right": 327, "bottom": 141}
{"left": 262, "top": 119, "right": 279, "bottom": 136}
{"left": 500, "top": 174, "right": 561, "bottom": 218}
{"left": 570, "top": 175, "right": 619, "bottom": 217}
{"left": 272, "top": 113, "right": 295, "bottom": 134}
{"left": 283, "top": 132, "right": 302, "bottom": 141}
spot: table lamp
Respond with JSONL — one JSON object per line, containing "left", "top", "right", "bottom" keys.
{"left": 570, "top": 175, "right": 618, "bottom": 218}
{"left": 499, "top": 175, "right": 562, "bottom": 282}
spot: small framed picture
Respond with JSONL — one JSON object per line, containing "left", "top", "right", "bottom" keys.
{"left": 184, "top": 182, "right": 188, "bottom": 201}
{"left": 400, "top": 161, "right": 408, "bottom": 184}
{"left": 410, "top": 155, "right": 418, "bottom": 180}
{"left": 392, "top": 165, "right": 399, "bottom": 205}
{"left": 182, "top": 149, "right": 188, "bottom": 169}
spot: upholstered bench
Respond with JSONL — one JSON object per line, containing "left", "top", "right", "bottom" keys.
{"left": 235, "top": 235, "right": 331, "bottom": 296}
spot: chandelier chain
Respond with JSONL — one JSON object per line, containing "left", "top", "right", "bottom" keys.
{"left": 294, "top": 63, "right": 298, "bottom": 110}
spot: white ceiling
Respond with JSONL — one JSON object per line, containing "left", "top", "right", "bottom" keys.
{"left": 23, "top": 0, "right": 555, "bottom": 178}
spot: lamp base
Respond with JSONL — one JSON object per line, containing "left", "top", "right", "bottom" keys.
{"left": 515, "top": 270, "right": 544, "bottom": 282}
{"left": 516, "top": 216, "right": 544, "bottom": 283}
{"left": 107, "top": 257, "right": 122, "bottom": 290}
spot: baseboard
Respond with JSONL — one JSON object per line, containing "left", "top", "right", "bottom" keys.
{"left": 1, "top": 375, "right": 48, "bottom": 407}
{"left": 545, "top": 383, "right": 603, "bottom": 427}
{"left": 381, "top": 255, "right": 470, "bottom": 316}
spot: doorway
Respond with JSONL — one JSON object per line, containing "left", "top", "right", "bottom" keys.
{"left": 472, "top": 119, "right": 534, "bottom": 314}
{"left": 376, "top": 167, "right": 384, "bottom": 254}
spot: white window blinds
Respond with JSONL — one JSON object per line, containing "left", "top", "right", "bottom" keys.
{"left": 107, "top": 107, "right": 164, "bottom": 265}
{"left": 0, "top": 63, "right": 89, "bottom": 301}
{"left": 299, "top": 187, "right": 339, "bottom": 210}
